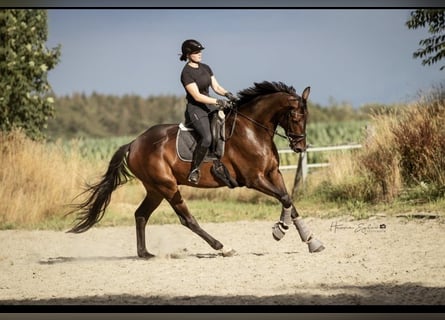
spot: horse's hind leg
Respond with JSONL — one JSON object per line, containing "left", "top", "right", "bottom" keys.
{"left": 135, "top": 191, "right": 163, "bottom": 258}
{"left": 167, "top": 189, "right": 236, "bottom": 257}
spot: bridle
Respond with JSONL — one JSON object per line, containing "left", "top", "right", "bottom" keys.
{"left": 225, "top": 95, "right": 307, "bottom": 151}
{"left": 283, "top": 99, "right": 308, "bottom": 151}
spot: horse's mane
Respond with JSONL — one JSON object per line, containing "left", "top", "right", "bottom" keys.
{"left": 235, "top": 81, "right": 297, "bottom": 107}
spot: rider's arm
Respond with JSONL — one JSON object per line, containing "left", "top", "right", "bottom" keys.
{"left": 210, "top": 76, "right": 229, "bottom": 96}
{"left": 185, "top": 82, "right": 219, "bottom": 105}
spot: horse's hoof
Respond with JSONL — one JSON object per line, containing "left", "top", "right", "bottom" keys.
{"left": 308, "top": 238, "right": 325, "bottom": 253}
{"left": 220, "top": 247, "right": 237, "bottom": 257}
{"left": 138, "top": 251, "right": 156, "bottom": 259}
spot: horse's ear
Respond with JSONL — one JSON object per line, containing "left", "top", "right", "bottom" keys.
{"left": 302, "top": 86, "right": 310, "bottom": 101}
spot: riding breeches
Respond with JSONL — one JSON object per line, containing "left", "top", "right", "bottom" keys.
{"left": 185, "top": 103, "right": 218, "bottom": 149}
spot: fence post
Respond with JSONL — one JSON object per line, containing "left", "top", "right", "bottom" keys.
{"left": 283, "top": 144, "right": 362, "bottom": 198}
{"left": 291, "top": 151, "right": 307, "bottom": 197}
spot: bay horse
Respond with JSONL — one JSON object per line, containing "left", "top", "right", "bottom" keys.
{"left": 68, "top": 81, "right": 324, "bottom": 257}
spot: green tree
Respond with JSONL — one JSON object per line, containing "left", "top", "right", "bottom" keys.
{"left": 0, "top": 9, "right": 61, "bottom": 139}
{"left": 406, "top": 9, "right": 445, "bottom": 70}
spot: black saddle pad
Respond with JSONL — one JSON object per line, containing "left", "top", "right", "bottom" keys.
{"left": 176, "top": 124, "right": 222, "bottom": 162}
{"left": 176, "top": 122, "right": 238, "bottom": 189}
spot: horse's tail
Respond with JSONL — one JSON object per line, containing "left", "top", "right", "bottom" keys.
{"left": 67, "top": 142, "right": 133, "bottom": 233}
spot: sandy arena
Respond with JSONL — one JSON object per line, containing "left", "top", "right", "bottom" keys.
{"left": 0, "top": 216, "right": 444, "bottom": 305}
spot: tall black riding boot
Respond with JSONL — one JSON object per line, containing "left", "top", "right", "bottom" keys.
{"left": 188, "top": 146, "right": 208, "bottom": 184}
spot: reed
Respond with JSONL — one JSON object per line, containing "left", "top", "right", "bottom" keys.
{"left": 0, "top": 130, "right": 92, "bottom": 228}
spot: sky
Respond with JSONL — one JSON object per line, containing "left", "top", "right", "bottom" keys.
{"left": 46, "top": 9, "right": 444, "bottom": 108}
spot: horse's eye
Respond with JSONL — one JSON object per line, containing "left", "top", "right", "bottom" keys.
{"left": 290, "top": 110, "right": 301, "bottom": 121}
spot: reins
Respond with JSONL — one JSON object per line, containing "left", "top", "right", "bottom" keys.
{"left": 230, "top": 108, "right": 288, "bottom": 139}
{"left": 225, "top": 101, "right": 302, "bottom": 142}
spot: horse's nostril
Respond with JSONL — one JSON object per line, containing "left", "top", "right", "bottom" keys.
{"left": 293, "top": 143, "right": 307, "bottom": 153}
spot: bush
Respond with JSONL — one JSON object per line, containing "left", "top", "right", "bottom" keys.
{"left": 311, "top": 83, "right": 445, "bottom": 203}
{"left": 392, "top": 84, "right": 445, "bottom": 190}
{"left": 358, "top": 110, "right": 402, "bottom": 202}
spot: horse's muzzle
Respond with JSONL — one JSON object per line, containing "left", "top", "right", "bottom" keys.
{"left": 288, "top": 135, "right": 306, "bottom": 153}
{"left": 292, "top": 146, "right": 306, "bottom": 153}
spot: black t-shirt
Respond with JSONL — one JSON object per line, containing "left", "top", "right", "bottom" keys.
{"left": 180, "top": 63, "right": 213, "bottom": 105}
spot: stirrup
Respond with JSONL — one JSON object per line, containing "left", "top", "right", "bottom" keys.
{"left": 187, "top": 169, "right": 200, "bottom": 184}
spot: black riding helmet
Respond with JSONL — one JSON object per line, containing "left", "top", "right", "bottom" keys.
{"left": 180, "top": 39, "right": 205, "bottom": 61}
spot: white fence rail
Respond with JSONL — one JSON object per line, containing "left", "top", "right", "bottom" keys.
{"left": 278, "top": 144, "right": 362, "bottom": 195}
{"left": 278, "top": 144, "right": 363, "bottom": 171}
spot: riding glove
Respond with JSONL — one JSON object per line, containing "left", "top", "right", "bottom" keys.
{"left": 216, "top": 99, "right": 231, "bottom": 110}
{"left": 224, "top": 92, "right": 237, "bottom": 102}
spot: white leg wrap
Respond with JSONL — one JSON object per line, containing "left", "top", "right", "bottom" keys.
{"left": 293, "top": 217, "right": 313, "bottom": 243}
{"left": 293, "top": 217, "right": 325, "bottom": 253}
{"left": 272, "top": 221, "right": 289, "bottom": 241}
{"left": 280, "top": 206, "right": 293, "bottom": 226}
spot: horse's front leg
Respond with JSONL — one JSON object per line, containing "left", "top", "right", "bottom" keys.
{"left": 251, "top": 171, "right": 325, "bottom": 253}
{"left": 286, "top": 204, "right": 325, "bottom": 253}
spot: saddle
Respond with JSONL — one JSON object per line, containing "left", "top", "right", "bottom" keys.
{"left": 176, "top": 111, "right": 238, "bottom": 188}
{"left": 176, "top": 111, "right": 226, "bottom": 163}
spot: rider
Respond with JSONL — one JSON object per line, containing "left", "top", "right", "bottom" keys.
{"left": 179, "top": 39, "right": 236, "bottom": 184}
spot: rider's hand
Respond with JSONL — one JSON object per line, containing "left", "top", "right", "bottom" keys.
{"left": 224, "top": 92, "right": 237, "bottom": 102}
{"left": 216, "top": 99, "right": 231, "bottom": 110}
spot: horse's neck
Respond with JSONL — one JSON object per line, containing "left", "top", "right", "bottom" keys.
{"left": 238, "top": 94, "right": 287, "bottom": 132}
{"left": 224, "top": 96, "right": 285, "bottom": 158}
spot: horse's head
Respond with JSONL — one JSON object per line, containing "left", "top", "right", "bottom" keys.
{"left": 234, "top": 82, "right": 310, "bottom": 152}
{"left": 280, "top": 86, "right": 310, "bottom": 153}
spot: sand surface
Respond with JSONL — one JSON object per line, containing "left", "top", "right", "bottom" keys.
{"left": 0, "top": 216, "right": 444, "bottom": 305}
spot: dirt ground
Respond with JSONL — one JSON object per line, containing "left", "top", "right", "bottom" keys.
{"left": 0, "top": 216, "right": 444, "bottom": 305}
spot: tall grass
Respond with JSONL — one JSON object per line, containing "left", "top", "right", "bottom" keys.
{"left": 358, "top": 112, "right": 402, "bottom": 202}
{"left": 0, "top": 130, "right": 91, "bottom": 228}
{"left": 310, "top": 84, "right": 445, "bottom": 204}
{"left": 392, "top": 87, "right": 445, "bottom": 191}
